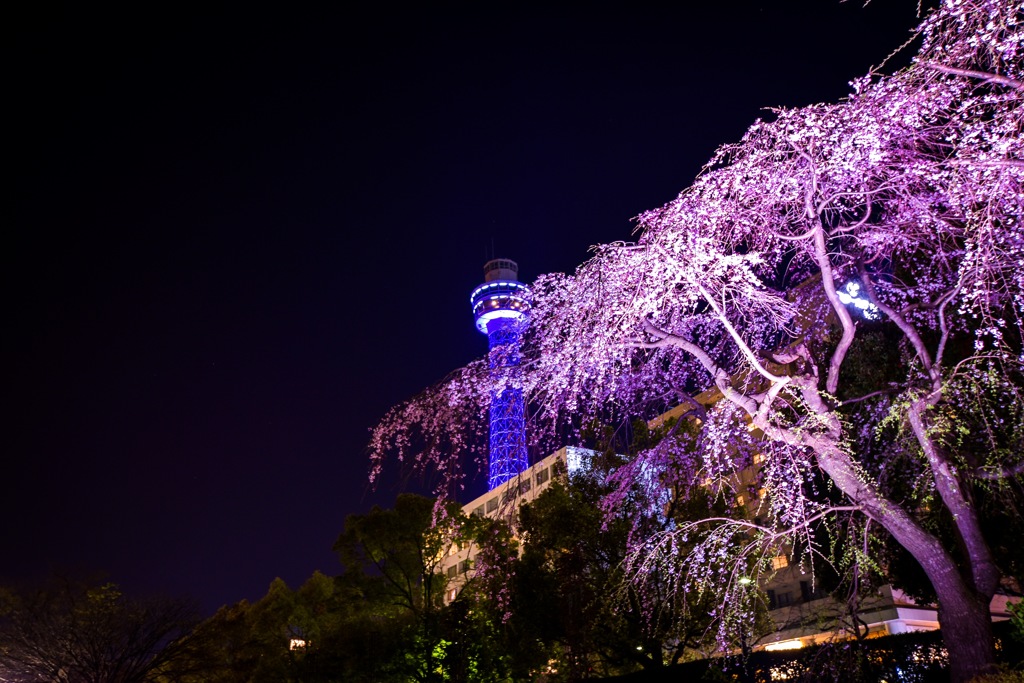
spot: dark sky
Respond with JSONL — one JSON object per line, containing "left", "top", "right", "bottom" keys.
{"left": 5, "top": 3, "right": 924, "bottom": 615}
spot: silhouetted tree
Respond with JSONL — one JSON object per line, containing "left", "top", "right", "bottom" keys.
{"left": 0, "top": 577, "right": 198, "bottom": 683}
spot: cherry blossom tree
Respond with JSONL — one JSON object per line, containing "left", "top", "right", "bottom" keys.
{"left": 371, "top": 1, "right": 1022, "bottom": 679}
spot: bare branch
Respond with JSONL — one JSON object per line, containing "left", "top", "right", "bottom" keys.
{"left": 839, "top": 387, "right": 900, "bottom": 406}
{"left": 946, "top": 158, "right": 1024, "bottom": 169}
{"left": 973, "top": 460, "right": 1024, "bottom": 481}
{"left": 772, "top": 226, "right": 817, "bottom": 242}
{"left": 922, "top": 61, "right": 1024, "bottom": 91}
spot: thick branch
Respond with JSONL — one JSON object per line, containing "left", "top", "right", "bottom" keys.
{"left": 753, "top": 373, "right": 792, "bottom": 428}
{"left": 935, "top": 285, "right": 960, "bottom": 368}
{"left": 799, "top": 432, "right": 982, "bottom": 615}
{"left": 908, "top": 398, "right": 1000, "bottom": 598}
{"left": 695, "top": 284, "right": 789, "bottom": 385}
{"left": 859, "top": 268, "right": 935, "bottom": 379}
{"left": 812, "top": 223, "right": 857, "bottom": 394}
{"left": 773, "top": 226, "right": 817, "bottom": 242}
{"left": 638, "top": 318, "right": 723, "bottom": 378}
{"left": 787, "top": 140, "right": 819, "bottom": 221}
{"left": 639, "top": 318, "right": 764, "bottom": 418}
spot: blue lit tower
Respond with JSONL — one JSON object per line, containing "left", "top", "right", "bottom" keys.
{"left": 470, "top": 258, "right": 531, "bottom": 490}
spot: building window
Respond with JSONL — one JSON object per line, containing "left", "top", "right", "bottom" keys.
{"left": 459, "top": 559, "right": 470, "bottom": 574}
{"left": 447, "top": 565, "right": 457, "bottom": 578}
{"left": 536, "top": 468, "right": 549, "bottom": 486}
{"left": 447, "top": 587, "right": 458, "bottom": 602}
{"left": 473, "top": 505, "right": 484, "bottom": 517}
{"left": 772, "top": 555, "right": 789, "bottom": 570}
{"left": 502, "top": 483, "right": 519, "bottom": 505}
{"left": 486, "top": 497, "right": 498, "bottom": 513}
{"left": 753, "top": 452, "right": 765, "bottom": 465}
{"left": 736, "top": 494, "right": 745, "bottom": 507}
{"left": 521, "top": 478, "right": 532, "bottom": 492}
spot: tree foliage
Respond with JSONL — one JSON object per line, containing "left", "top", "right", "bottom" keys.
{"left": 169, "top": 569, "right": 418, "bottom": 683}
{"left": 175, "top": 494, "right": 515, "bottom": 683}
{"left": 509, "top": 465, "right": 724, "bottom": 679}
{"left": 370, "top": 2, "right": 1024, "bottom": 681}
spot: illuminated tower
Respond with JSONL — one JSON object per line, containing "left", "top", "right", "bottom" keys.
{"left": 470, "top": 258, "right": 531, "bottom": 490}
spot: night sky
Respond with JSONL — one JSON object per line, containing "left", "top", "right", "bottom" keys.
{"left": 6, "top": 3, "right": 925, "bottom": 615}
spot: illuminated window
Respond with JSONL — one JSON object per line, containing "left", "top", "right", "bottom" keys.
{"left": 736, "top": 495, "right": 745, "bottom": 507}
{"left": 290, "top": 638, "right": 307, "bottom": 651}
{"left": 753, "top": 452, "right": 765, "bottom": 465}
{"left": 772, "top": 555, "right": 789, "bottom": 570}
{"left": 447, "top": 587, "right": 458, "bottom": 602}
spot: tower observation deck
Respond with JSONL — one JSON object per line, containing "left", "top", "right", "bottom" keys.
{"left": 470, "top": 259, "right": 531, "bottom": 490}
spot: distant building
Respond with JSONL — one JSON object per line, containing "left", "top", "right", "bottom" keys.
{"left": 437, "top": 446, "right": 593, "bottom": 603}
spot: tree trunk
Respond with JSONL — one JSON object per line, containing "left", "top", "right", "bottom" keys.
{"left": 932, "top": 578, "right": 996, "bottom": 683}
{"left": 810, "top": 442, "right": 997, "bottom": 683}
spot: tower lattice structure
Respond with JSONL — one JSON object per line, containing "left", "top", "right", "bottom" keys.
{"left": 470, "top": 258, "right": 531, "bottom": 490}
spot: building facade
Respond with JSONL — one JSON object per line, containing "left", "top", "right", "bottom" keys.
{"left": 437, "top": 446, "right": 593, "bottom": 603}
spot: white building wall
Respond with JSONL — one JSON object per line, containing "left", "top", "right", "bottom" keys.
{"left": 437, "top": 446, "right": 594, "bottom": 602}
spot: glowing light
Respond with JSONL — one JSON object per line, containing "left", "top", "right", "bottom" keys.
{"left": 469, "top": 280, "right": 531, "bottom": 304}
{"left": 837, "top": 282, "right": 880, "bottom": 320}
{"left": 474, "top": 308, "right": 527, "bottom": 333}
{"left": 764, "top": 639, "right": 804, "bottom": 651}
